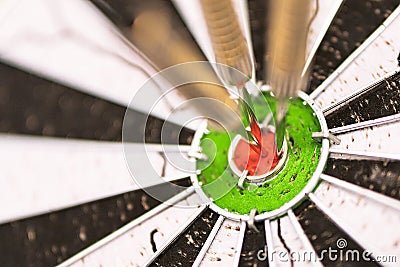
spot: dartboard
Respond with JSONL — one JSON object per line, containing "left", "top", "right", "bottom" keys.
{"left": 0, "top": 0, "right": 399, "bottom": 266}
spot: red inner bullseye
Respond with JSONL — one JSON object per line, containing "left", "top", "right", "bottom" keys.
{"left": 233, "top": 129, "right": 280, "bottom": 176}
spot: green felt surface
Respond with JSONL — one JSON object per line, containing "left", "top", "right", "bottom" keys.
{"left": 197, "top": 92, "right": 322, "bottom": 214}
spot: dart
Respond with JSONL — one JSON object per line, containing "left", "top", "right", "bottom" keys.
{"left": 0, "top": 0, "right": 399, "bottom": 266}
{"left": 200, "top": 0, "right": 284, "bottom": 187}
{"left": 266, "top": 0, "right": 311, "bottom": 153}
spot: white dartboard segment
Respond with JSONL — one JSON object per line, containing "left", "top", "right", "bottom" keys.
{"left": 331, "top": 121, "right": 400, "bottom": 156}
{"left": 329, "top": 113, "right": 400, "bottom": 135}
{"left": 313, "top": 181, "right": 400, "bottom": 266}
{"left": 0, "top": 134, "right": 192, "bottom": 223}
{"left": 304, "top": 0, "right": 344, "bottom": 74}
{"left": 199, "top": 219, "right": 242, "bottom": 266}
{"left": 269, "top": 216, "right": 321, "bottom": 267}
{"left": 66, "top": 192, "right": 202, "bottom": 267}
{"left": 313, "top": 6, "right": 400, "bottom": 108}
{"left": 0, "top": 0, "right": 153, "bottom": 107}
{"left": 0, "top": 0, "right": 201, "bottom": 130}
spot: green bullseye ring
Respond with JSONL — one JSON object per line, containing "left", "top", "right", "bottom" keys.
{"left": 196, "top": 91, "right": 323, "bottom": 215}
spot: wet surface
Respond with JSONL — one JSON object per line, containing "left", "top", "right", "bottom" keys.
{"left": 307, "top": 0, "right": 399, "bottom": 93}
{"left": 325, "top": 158, "right": 400, "bottom": 201}
{"left": 150, "top": 208, "right": 218, "bottom": 267}
{"left": 325, "top": 71, "right": 400, "bottom": 128}
{"left": 239, "top": 222, "right": 268, "bottom": 267}
{"left": 294, "top": 200, "right": 379, "bottom": 267}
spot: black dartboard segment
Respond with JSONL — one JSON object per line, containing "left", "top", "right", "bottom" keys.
{"left": 149, "top": 208, "right": 218, "bottom": 267}
{"left": 308, "top": 0, "right": 399, "bottom": 93}
{"left": 0, "top": 62, "right": 193, "bottom": 144}
{"left": 325, "top": 71, "right": 400, "bottom": 128}
{"left": 0, "top": 178, "right": 191, "bottom": 267}
{"left": 239, "top": 222, "right": 268, "bottom": 267}
{"left": 294, "top": 200, "right": 379, "bottom": 267}
{"left": 88, "top": 0, "right": 208, "bottom": 65}
{"left": 0, "top": 63, "right": 123, "bottom": 141}
{"left": 325, "top": 158, "right": 400, "bottom": 201}
{"left": 248, "top": 0, "right": 267, "bottom": 82}
{"left": 247, "top": 0, "right": 399, "bottom": 91}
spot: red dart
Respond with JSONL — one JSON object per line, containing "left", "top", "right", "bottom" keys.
{"left": 249, "top": 113, "right": 262, "bottom": 147}
{"left": 233, "top": 129, "right": 280, "bottom": 176}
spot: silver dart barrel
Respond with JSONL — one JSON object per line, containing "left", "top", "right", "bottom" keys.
{"left": 266, "top": 0, "right": 311, "bottom": 151}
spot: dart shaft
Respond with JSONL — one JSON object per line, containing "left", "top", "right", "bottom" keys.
{"left": 266, "top": 0, "right": 311, "bottom": 151}
{"left": 275, "top": 98, "right": 288, "bottom": 153}
{"left": 238, "top": 85, "right": 262, "bottom": 148}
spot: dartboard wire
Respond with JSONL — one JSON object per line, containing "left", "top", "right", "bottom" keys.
{"left": 2, "top": 2, "right": 399, "bottom": 266}
{"left": 232, "top": 221, "right": 247, "bottom": 267}
{"left": 264, "top": 219, "right": 276, "bottom": 267}
{"left": 320, "top": 174, "right": 400, "bottom": 212}
{"left": 308, "top": 193, "right": 380, "bottom": 262}
{"left": 0, "top": 134, "right": 193, "bottom": 224}
{"left": 329, "top": 148, "right": 400, "bottom": 161}
{"left": 313, "top": 179, "right": 400, "bottom": 262}
{"left": 313, "top": 14, "right": 400, "bottom": 110}
{"left": 0, "top": 0, "right": 159, "bottom": 107}
{"left": 287, "top": 209, "right": 324, "bottom": 267}
{"left": 57, "top": 186, "right": 195, "bottom": 267}
{"left": 303, "top": 0, "right": 344, "bottom": 77}
{"left": 161, "top": 174, "right": 193, "bottom": 184}
{"left": 0, "top": 135, "right": 135, "bottom": 223}
{"left": 189, "top": 92, "right": 331, "bottom": 223}
{"left": 329, "top": 113, "right": 400, "bottom": 134}
{"left": 238, "top": 0, "right": 256, "bottom": 82}
{"left": 139, "top": 143, "right": 191, "bottom": 152}
{"left": 309, "top": 5, "right": 400, "bottom": 100}
{"left": 322, "top": 68, "right": 400, "bottom": 115}
{"left": 192, "top": 215, "right": 225, "bottom": 267}
{"left": 142, "top": 204, "right": 208, "bottom": 267}
{"left": 0, "top": 0, "right": 202, "bottom": 131}
{"left": 383, "top": 4, "right": 400, "bottom": 26}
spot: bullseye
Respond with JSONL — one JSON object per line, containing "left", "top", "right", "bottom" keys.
{"left": 228, "top": 126, "right": 288, "bottom": 186}
{"left": 232, "top": 129, "right": 279, "bottom": 176}
{"left": 193, "top": 91, "right": 330, "bottom": 219}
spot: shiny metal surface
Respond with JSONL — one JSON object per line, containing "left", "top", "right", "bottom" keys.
{"left": 266, "top": 0, "right": 312, "bottom": 151}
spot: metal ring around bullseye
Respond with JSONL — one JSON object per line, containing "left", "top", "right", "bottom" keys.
{"left": 189, "top": 91, "right": 330, "bottom": 222}
{"left": 228, "top": 134, "right": 288, "bottom": 186}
